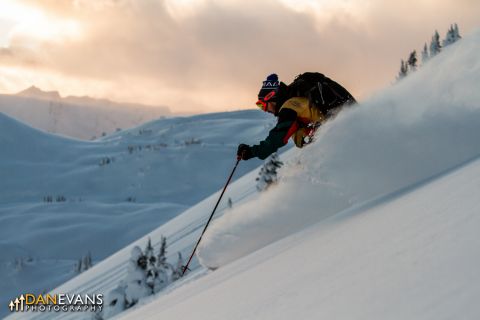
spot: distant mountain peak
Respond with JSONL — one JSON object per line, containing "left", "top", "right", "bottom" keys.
{"left": 14, "top": 86, "right": 171, "bottom": 114}
{"left": 17, "top": 86, "right": 61, "bottom": 100}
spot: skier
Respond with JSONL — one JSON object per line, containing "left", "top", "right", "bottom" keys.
{"left": 237, "top": 73, "right": 356, "bottom": 160}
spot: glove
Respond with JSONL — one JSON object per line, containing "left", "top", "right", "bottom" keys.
{"left": 237, "top": 144, "right": 254, "bottom": 160}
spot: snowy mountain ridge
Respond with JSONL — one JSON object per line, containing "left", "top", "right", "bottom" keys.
{"left": 0, "top": 87, "right": 171, "bottom": 140}
{"left": 17, "top": 86, "right": 62, "bottom": 100}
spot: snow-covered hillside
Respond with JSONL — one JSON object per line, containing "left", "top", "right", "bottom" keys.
{"left": 5, "top": 28, "right": 480, "bottom": 320}
{"left": 120, "top": 151, "right": 480, "bottom": 320}
{"left": 0, "top": 109, "right": 275, "bottom": 318}
{"left": 0, "top": 86, "right": 171, "bottom": 140}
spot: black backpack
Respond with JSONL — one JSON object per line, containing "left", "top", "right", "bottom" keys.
{"left": 287, "top": 72, "right": 356, "bottom": 116}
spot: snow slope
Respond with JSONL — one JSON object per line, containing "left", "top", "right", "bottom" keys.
{"left": 119, "top": 152, "right": 480, "bottom": 320}
{"left": 0, "top": 86, "right": 171, "bottom": 140}
{"left": 0, "top": 109, "right": 275, "bottom": 318}
{"left": 6, "top": 28, "right": 480, "bottom": 320}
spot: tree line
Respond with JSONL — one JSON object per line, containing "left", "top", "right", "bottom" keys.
{"left": 397, "top": 24, "right": 461, "bottom": 80}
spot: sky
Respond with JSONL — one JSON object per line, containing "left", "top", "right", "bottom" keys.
{"left": 0, "top": 0, "right": 479, "bottom": 113}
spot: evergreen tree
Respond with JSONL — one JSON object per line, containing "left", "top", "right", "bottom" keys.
{"left": 397, "top": 59, "right": 408, "bottom": 80}
{"left": 443, "top": 25, "right": 456, "bottom": 47}
{"left": 429, "top": 30, "right": 442, "bottom": 57}
{"left": 145, "top": 238, "right": 155, "bottom": 265}
{"left": 75, "top": 252, "right": 93, "bottom": 273}
{"left": 157, "top": 236, "right": 167, "bottom": 266}
{"left": 15, "top": 257, "right": 24, "bottom": 271}
{"left": 124, "top": 246, "right": 150, "bottom": 307}
{"left": 101, "top": 285, "right": 127, "bottom": 319}
{"left": 421, "top": 43, "right": 429, "bottom": 64}
{"left": 171, "top": 252, "right": 184, "bottom": 281}
{"left": 442, "top": 23, "right": 461, "bottom": 47}
{"left": 407, "top": 51, "right": 417, "bottom": 72}
{"left": 144, "top": 238, "right": 158, "bottom": 293}
{"left": 453, "top": 23, "right": 461, "bottom": 41}
{"left": 82, "top": 251, "right": 92, "bottom": 271}
{"left": 154, "top": 236, "right": 171, "bottom": 292}
{"left": 256, "top": 153, "right": 284, "bottom": 191}
{"left": 101, "top": 237, "right": 183, "bottom": 319}
{"left": 75, "top": 258, "right": 82, "bottom": 274}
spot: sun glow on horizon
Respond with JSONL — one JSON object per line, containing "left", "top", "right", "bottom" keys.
{"left": 0, "top": 0, "right": 83, "bottom": 46}
{"left": 0, "top": 0, "right": 478, "bottom": 113}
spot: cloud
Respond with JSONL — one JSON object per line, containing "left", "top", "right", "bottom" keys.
{"left": 0, "top": 48, "right": 12, "bottom": 56}
{"left": 0, "top": 0, "right": 479, "bottom": 112}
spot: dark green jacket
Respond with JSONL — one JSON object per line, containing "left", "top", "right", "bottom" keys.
{"left": 251, "top": 107, "right": 298, "bottom": 160}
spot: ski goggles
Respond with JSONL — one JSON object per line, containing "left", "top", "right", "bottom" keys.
{"left": 256, "top": 90, "right": 276, "bottom": 111}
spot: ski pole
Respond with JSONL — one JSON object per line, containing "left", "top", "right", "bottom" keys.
{"left": 182, "top": 156, "right": 241, "bottom": 276}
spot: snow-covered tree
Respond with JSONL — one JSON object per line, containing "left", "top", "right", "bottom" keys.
{"left": 100, "top": 244, "right": 153, "bottom": 319}
{"left": 75, "top": 258, "right": 82, "bottom": 273}
{"left": 429, "top": 30, "right": 442, "bottom": 57}
{"left": 256, "top": 153, "right": 284, "bottom": 191}
{"left": 397, "top": 59, "right": 408, "bottom": 81}
{"left": 421, "top": 43, "right": 429, "bottom": 64}
{"left": 74, "top": 252, "right": 93, "bottom": 274}
{"left": 443, "top": 23, "right": 462, "bottom": 47}
{"left": 101, "top": 285, "right": 127, "bottom": 319}
{"left": 157, "top": 236, "right": 167, "bottom": 266}
{"left": 453, "top": 23, "right": 461, "bottom": 41}
{"left": 83, "top": 252, "right": 93, "bottom": 271}
{"left": 124, "top": 246, "right": 150, "bottom": 307}
{"left": 144, "top": 238, "right": 159, "bottom": 293}
{"left": 395, "top": 24, "right": 462, "bottom": 83}
{"left": 171, "top": 252, "right": 185, "bottom": 281}
{"left": 154, "top": 236, "right": 172, "bottom": 292}
{"left": 443, "top": 25, "right": 456, "bottom": 47}
{"left": 100, "top": 237, "right": 184, "bottom": 319}
{"left": 407, "top": 51, "right": 418, "bottom": 72}
{"left": 14, "top": 257, "right": 25, "bottom": 271}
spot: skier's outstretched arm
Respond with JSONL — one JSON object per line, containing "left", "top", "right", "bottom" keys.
{"left": 238, "top": 108, "right": 297, "bottom": 160}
